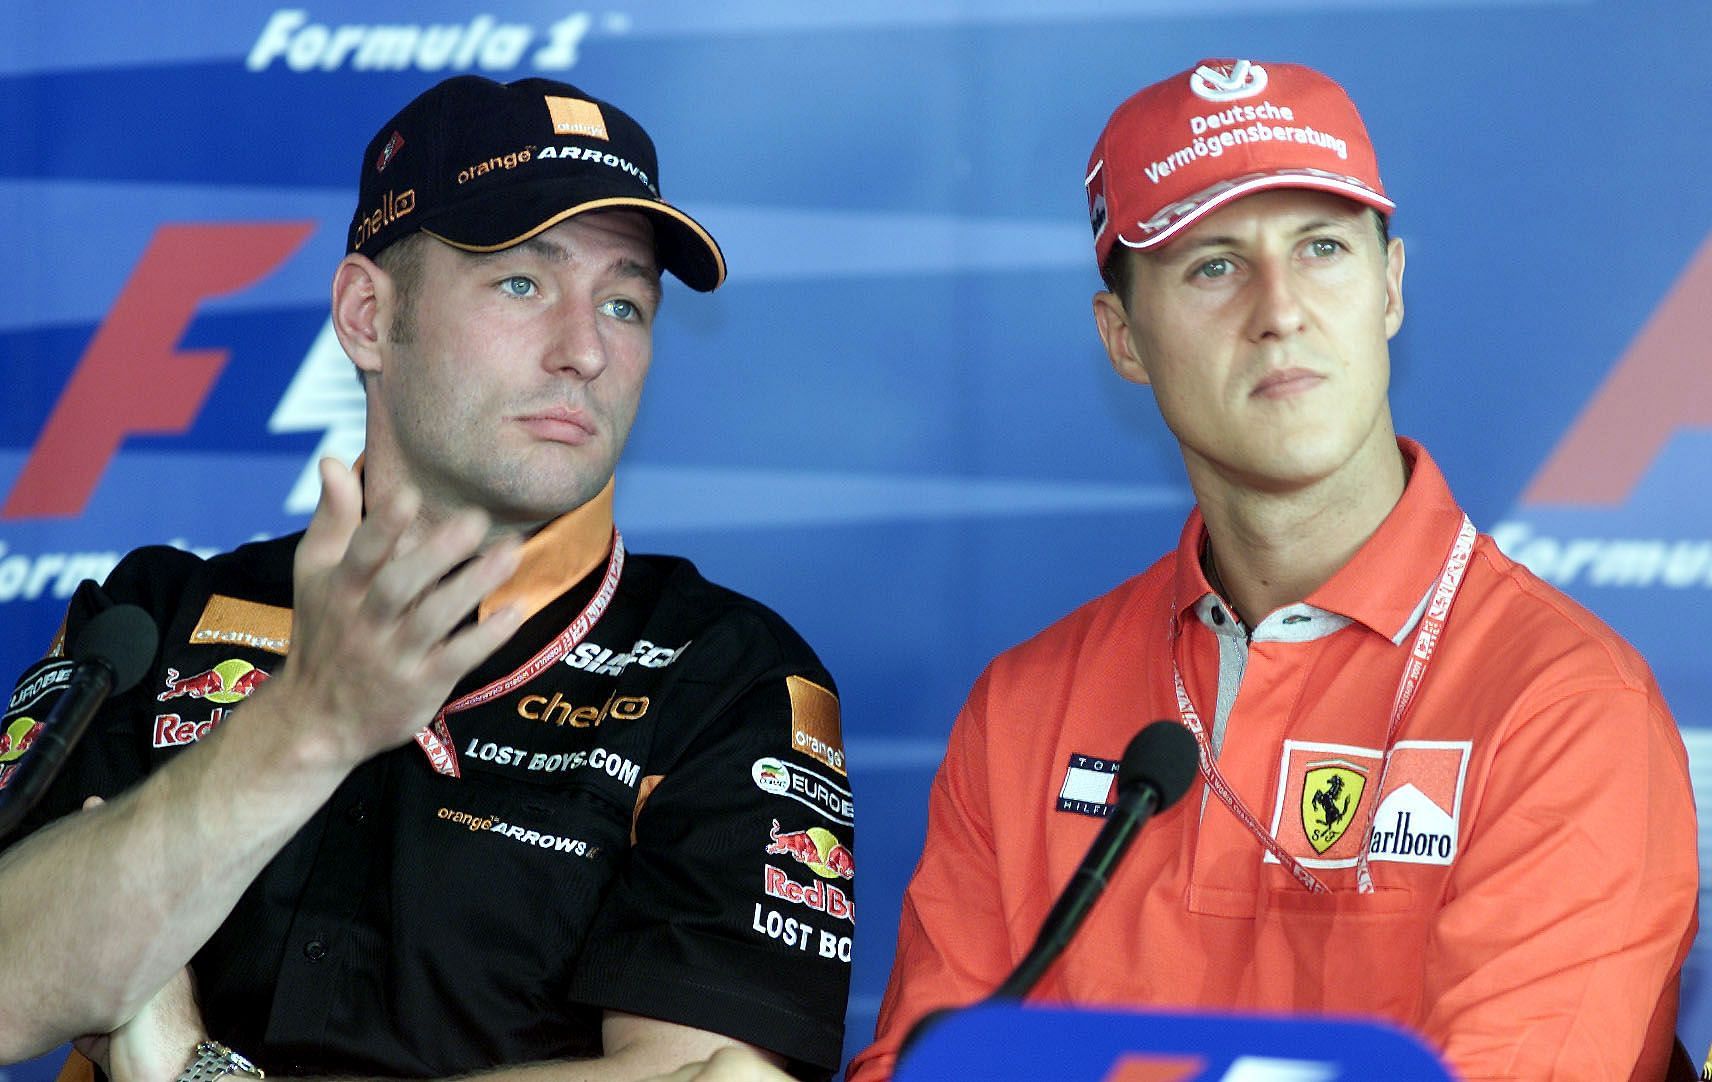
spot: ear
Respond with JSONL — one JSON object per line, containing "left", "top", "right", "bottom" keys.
{"left": 331, "top": 253, "right": 394, "bottom": 377}
{"left": 1382, "top": 235, "right": 1406, "bottom": 340}
{"left": 1093, "top": 289, "right": 1151, "bottom": 386}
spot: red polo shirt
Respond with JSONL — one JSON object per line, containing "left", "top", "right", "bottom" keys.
{"left": 850, "top": 441, "right": 1696, "bottom": 1081}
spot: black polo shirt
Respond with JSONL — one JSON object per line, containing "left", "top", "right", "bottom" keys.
{"left": 1, "top": 530, "right": 853, "bottom": 1079}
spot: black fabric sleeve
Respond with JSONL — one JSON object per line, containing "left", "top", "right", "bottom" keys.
{"left": 0, "top": 546, "right": 196, "bottom": 850}
{"left": 566, "top": 673, "right": 854, "bottom": 1079}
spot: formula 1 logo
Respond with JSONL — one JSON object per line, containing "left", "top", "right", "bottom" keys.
{"left": 2, "top": 223, "right": 314, "bottom": 520}
{"left": 1492, "top": 230, "right": 1712, "bottom": 590}
{"left": 1518, "top": 233, "right": 1712, "bottom": 509}
{"left": 1101, "top": 1056, "right": 1338, "bottom": 1081}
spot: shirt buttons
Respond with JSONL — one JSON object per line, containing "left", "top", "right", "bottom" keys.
{"left": 346, "top": 801, "right": 368, "bottom": 824}
{"left": 303, "top": 939, "right": 327, "bottom": 962}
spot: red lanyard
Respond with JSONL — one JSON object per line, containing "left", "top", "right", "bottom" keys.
{"left": 414, "top": 528, "right": 626, "bottom": 778}
{"left": 1169, "top": 514, "right": 1476, "bottom": 893}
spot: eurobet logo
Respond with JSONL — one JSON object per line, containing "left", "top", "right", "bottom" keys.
{"left": 1492, "top": 230, "right": 1712, "bottom": 590}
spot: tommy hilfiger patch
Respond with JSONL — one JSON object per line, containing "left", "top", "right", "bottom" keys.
{"left": 1265, "top": 739, "right": 1472, "bottom": 868}
{"left": 1057, "top": 752, "right": 1120, "bottom": 818}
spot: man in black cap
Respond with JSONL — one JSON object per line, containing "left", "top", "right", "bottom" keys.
{"left": 0, "top": 76, "right": 852, "bottom": 1082}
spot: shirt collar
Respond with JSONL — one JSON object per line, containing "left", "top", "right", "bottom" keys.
{"left": 478, "top": 477, "right": 616, "bottom": 624}
{"left": 1173, "top": 438, "right": 1466, "bottom": 643}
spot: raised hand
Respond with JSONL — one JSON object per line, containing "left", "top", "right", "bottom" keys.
{"left": 264, "top": 458, "right": 525, "bottom": 768}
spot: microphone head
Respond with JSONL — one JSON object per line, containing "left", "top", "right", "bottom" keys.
{"left": 1118, "top": 720, "right": 1200, "bottom": 810}
{"left": 71, "top": 604, "right": 159, "bottom": 695}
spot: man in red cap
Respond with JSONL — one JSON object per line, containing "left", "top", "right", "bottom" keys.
{"left": 0, "top": 76, "right": 851, "bottom": 1081}
{"left": 850, "top": 58, "right": 1697, "bottom": 1081}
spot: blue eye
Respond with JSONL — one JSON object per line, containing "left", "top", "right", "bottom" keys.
{"left": 500, "top": 276, "right": 537, "bottom": 297}
{"left": 601, "top": 298, "right": 640, "bottom": 321}
{"left": 1195, "top": 258, "right": 1234, "bottom": 279}
{"left": 1307, "top": 238, "right": 1344, "bottom": 258}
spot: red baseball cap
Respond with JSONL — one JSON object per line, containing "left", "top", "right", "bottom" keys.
{"left": 1086, "top": 58, "right": 1393, "bottom": 266}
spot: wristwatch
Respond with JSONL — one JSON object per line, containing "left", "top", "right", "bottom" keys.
{"left": 175, "top": 1041, "right": 265, "bottom": 1082}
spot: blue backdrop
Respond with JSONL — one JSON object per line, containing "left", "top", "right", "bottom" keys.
{"left": 3, "top": 2, "right": 1710, "bottom": 1078}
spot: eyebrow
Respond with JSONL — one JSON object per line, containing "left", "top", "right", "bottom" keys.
{"left": 472, "top": 236, "right": 663, "bottom": 300}
{"left": 1166, "top": 216, "right": 1359, "bottom": 258}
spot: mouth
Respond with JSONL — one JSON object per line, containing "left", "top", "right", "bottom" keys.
{"left": 1251, "top": 367, "right": 1325, "bottom": 400}
{"left": 514, "top": 406, "right": 596, "bottom": 445}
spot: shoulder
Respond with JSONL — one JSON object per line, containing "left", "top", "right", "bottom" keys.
{"left": 625, "top": 552, "right": 831, "bottom": 687}
{"left": 107, "top": 532, "right": 298, "bottom": 597}
{"left": 1460, "top": 534, "right": 1657, "bottom": 698}
{"left": 1452, "top": 535, "right": 1683, "bottom": 777}
{"left": 985, "top": 553, "right": 1175, "bottom": 688}
{"left": 72, "top": 534, "right": 299, "bottom": 659}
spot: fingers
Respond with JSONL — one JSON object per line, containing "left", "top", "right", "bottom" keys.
{"left": 278, "top": 460, "right": 542, "bottom": 760}
{"left": 391, "top": 530, "right": 522, "bottom": 658}
{"left": 339, "top": 483, "right": 418, "bottom": 585}
{"left": 358, "top": 506, "right": 486, "bottom": 628}
{"left": 295, "top": 458, "right": 364, "bottom": 573}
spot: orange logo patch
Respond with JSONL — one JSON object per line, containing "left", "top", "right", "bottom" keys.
{"left": 190, "top": 595, "right": 293, "bottom": 656}
{"left": 545, "top": 95, "right": 608, "bottom": 139}
{"left": 787, "top": 675, "right": 845, "bottom": 776}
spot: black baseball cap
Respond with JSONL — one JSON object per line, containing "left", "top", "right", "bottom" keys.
{"left": 347, "top": 75, "right": 725, "bottom": 291}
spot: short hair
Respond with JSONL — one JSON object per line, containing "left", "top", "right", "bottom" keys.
{"left": 374, "top": 232, "right": 430, "bottom": 344}
{"left": 1100, "top": 208, "right": 1392, "bottom": 306}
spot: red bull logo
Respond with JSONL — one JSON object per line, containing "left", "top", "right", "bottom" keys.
{"left": 765, "top": 819, "right": 853, "bottom": 881}
{"left": 153, "top": 708, "right": 230, "bottom": 749}
{"left": 764, "top": 865, "right": 854, "bottom": 923}
{"left": 0, "top": 716, "right": 45, "bottom": 763}
{"left": 156, "top": 660, "right": 270, "bottom": 704}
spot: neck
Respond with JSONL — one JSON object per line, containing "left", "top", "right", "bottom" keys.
{"left": 478, "top": 479, "right": 616, "bottom": 624}
{"left": 1191, "top": 440, "right": 1407, "bottom": 627}
{"left": 354, "top": 451, "right": 618, "bottom": 625}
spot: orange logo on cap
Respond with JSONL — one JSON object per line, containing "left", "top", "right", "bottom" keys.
{"left": 545, "top": 96, "right": 608, "bottom": 140}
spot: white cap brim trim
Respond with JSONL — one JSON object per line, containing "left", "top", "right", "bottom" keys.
{"left": 1117, "top": 172, "right": 1395, "bottom": 252}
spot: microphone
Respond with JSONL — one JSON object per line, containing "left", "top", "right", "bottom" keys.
{"left": 899, "top": 720, "right": 1200, "bottom": 1056}
{"left": 991, "top": 719, "right": 1199, "bottom": 999}
{"left": 0, "top": 604, "right": 158, "bottom": 837}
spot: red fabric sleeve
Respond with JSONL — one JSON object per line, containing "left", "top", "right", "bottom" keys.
{"left": 846, "top": 672, "right": 1014, "bottom": 1082}
{"left": 1421, "top": 684, "right": 1698, "bottom": 1080}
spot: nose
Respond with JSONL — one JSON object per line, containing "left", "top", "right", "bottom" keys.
{"left": 1244, "top": 257, "right": 1307, "bottom": 342}
{"left": 547, "top": 297, "right": 610, "bottom": 380}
